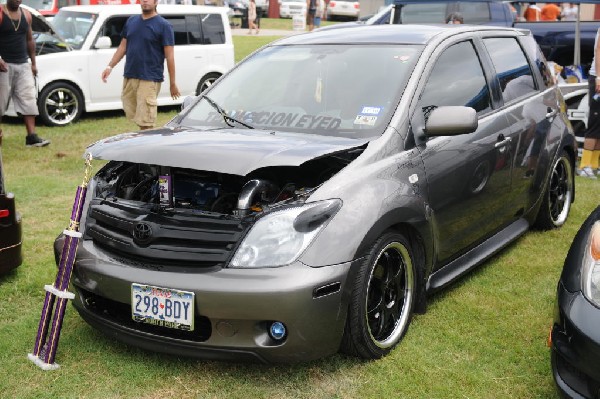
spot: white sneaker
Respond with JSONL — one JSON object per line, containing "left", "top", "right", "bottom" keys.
{"left": 577, "top": 166, "right": 598, "bottom": 179}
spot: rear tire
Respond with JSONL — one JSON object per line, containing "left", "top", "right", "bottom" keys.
{"left": 534, "top": 150, "right": 574, "bottom": 229}
{"left": 196, "top": 73, "right": 221, "bottom": 96}
{"left": 340, "top": 231, "right": 416, "bottom": 359}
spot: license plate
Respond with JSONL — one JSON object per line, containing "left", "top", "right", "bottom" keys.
{"left": 131, "top": 283, "right": 195, "bottom": 331}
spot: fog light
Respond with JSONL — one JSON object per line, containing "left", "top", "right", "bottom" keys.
{"left": 269, "top": 321, "right": 286, "bottom": 340}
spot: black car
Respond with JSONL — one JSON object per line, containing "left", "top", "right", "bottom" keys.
{"left": 551, "top": 205, "right": 600, "bottom": 399}
{"left": 0, "top": 132, "right": 23, "bottom": 274}
{"left": 59, "top": 24, "right": 576, "bottom": 363}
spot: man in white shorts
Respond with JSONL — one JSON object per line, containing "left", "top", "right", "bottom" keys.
{"left": 0, "top": 0, "right": 50, "bottom": 147}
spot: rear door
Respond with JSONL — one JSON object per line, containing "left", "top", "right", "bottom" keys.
{"left": 411, "top": 37, "right": 516, "bottom": 267}
{"left": 481, "top": 35, "right": 558, "bottom": 212}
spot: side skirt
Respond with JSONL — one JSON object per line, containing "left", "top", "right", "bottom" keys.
{"left": 426, "top": 218, "right": 529, "bottom": 293}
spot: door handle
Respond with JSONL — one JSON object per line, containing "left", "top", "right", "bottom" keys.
{"left": 494, "top": 136, "right": 512, "bottom": 149}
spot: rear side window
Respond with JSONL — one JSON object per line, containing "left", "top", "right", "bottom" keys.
{"left": 457, "top": 2, "right": 490, "bottom": 23}
{"left": 200, "top": 13, "right": 226, "bottom": 45}
{"left": 400, "top": 4, "right": 448, "bottom": 23}
{"left": 163, "top": 14, "right": 225, "bottom": 45}
{"left": 483, "top": 37, "right": 536, "bottom": 103}
{"left": 418, "top": 40, "right": 492, "bottom": 118}
{"left": 165, "top": 16, "right": 189, "bottom": 45}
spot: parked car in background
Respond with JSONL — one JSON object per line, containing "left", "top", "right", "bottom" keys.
{"left": 228, "top": 0, "right": 268, "bottom": 17}
{"left": 59, "top": 24, "right": 576, "bottom": 363}
{"left": 0, "top": 133, "right": 23, "bottom": 275}
{"left": 550, "top": 205, "right": 600, "bottom": 399}
{"left": 20, "top": 0, "right": 139, "bottom": 17}
{"left": 278, "top": 0, "right": 306, "bottom": 18}
{"left": 327, "top": 0, "right": 359, "bottom": 20}
{"left": 323, "top": 0, "right": 600, "bottom": 74}
{"left": 5, "top": 5, "right": 234, "bottom": 127}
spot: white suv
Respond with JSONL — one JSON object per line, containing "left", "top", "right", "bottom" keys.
{"left": 11, "top": 5, "right": 234, "bottom": 126}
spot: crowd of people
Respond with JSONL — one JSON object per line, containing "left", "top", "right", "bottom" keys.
{"left": 520, "top": 2, "right": 579, "bottom": 22}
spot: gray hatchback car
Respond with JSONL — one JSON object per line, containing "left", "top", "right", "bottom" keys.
{"left": 59, "top": 24, "right": 576, "bottom": 363}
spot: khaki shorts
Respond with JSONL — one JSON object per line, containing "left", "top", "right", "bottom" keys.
{"left": 0, "top": 63, "right": 39, "bottom": 117}
{"left": 121, "top": 78, "right": 161, "bottom": 128}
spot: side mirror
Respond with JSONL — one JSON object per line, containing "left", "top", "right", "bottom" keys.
{"left": 95, "top": 36, "right": 112, "bottom": 49}
{"left": 424, "top": 106, "right": 477, "bottom": 136}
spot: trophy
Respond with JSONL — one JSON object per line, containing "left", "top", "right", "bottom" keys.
{"left": 28, "top": 153, "right": 93, "bottom": 370}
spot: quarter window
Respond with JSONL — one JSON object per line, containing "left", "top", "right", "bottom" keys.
{"left": 418, "top": 40, "right": 491, "bottom": 120}
{"left": 483, "top": 37, "right": 536, "bottom": 103}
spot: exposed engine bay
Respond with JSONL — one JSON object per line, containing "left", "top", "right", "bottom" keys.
{"left": 93, "top": 148, "right": 363, "bottom": 218}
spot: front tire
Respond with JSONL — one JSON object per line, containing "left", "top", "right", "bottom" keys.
{"left": 534, "top": 150, "right": 574, "bottom": 229}
{"left": 38, "top": 82, "right": 84, "bottom": 126}
{"left": 341, "top": 232, "right": 416, "bottom": 359}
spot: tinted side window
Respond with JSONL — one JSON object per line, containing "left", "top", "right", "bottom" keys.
{"left": 165, "top": 16, "right": 188, "bottom": 45}
{"left": 101, "top": 17, "right": 128, "bottom": 48}
{"left": 457, "top": 2, "right": 490, "bottom": 23}
{"left": 419, "top": 40, "right": 492, "bottom": 119}
{"left": 200, "top": 13, "right": 226, "bottom": 45}
{"left": 401, "top": 4, "right": 449, "bottom": 23}
{"left": 186, "top": 15, "right": 202, "bottom": 44}
{"left": 483, "top": 37, "right": 536, "bottom": 103}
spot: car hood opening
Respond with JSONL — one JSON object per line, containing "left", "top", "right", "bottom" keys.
{"left": 87, "top": 127, "right": 370, "bottom": 176}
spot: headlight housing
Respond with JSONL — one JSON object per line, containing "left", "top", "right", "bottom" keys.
{"left": 229, "top": 199, "right": 342, "bottom": 268}
{"left": 581, "top": 221, "right": 600, "bottom": 307}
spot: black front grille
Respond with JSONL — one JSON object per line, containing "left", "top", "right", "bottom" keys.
{"left": 78, "top": 288, "right": 212, "bottom": 342}
{"left": 85, "top": 200, "right": 249, "bottom": 269}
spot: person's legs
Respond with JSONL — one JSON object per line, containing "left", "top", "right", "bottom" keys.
{"left": 11, "top": 63, "right": 49, "bottom": 147}
{"left": 0, "top": 64, "right": 10, "bottom": 142}
{"left": 122, "top": 78, "right": 139, "bottom": 124}
{"left": 133, "top": 80, "right": 161, "bottom": 130}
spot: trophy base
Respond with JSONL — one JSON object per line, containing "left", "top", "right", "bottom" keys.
{"left": 27, "top": 353, "right": 60, "bottom": 371}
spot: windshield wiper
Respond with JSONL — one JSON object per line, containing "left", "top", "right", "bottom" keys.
{"left": 200, "top": 95, "right": 254, "bottom": 129}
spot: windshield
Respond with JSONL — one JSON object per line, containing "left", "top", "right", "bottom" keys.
{"left": 179, "top": 44, "right": 421, "bottom": 139}
{"left": 51, "top": 11, "right": 96, "bottom": 49}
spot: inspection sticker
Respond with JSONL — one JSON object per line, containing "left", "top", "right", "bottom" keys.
{"left": 354, "top": 115, "right": 378, "bottom": 126}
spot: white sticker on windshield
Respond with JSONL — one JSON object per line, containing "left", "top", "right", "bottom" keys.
{"left": 354, "top": 115, "right": 377, "bottom": 126}
{"left": 394, "top": 55, "right": 411, "bottom": 63}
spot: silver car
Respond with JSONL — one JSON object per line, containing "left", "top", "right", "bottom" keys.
{"left": 59, "top": 24, "right": 576, "bottom": 363}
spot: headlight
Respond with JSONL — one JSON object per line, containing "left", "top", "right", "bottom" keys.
{"left": 229, "top": 199, "right": 342, "bottom": 268}
{"left": 582, "top": 221, "right": 600, "bottom": 306}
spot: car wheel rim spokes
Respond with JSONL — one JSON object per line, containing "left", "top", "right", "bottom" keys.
{"left": 366, "top": 241, "right": 413, "bottom": 348}
{"left": 548, "top": 157, "right": 572, "bottom": 225}
{"left": 45, "top": 88, "right": 78, "bottom": 125}
{"left": 200, "top": 78, "right": 216, "bottom": 93}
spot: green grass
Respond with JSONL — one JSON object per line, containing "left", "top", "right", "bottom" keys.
{"left": 0, "top": 34, "right": 599, "bottom": 398}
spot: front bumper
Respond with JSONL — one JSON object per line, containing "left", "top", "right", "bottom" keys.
{"left": 65, "top": 239, "right": 358, "bottom": 363}
{"left": 551, "top": 282, "right": 600, "bottom": 399}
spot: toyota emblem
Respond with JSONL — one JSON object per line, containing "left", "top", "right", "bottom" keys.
{"left": 133, "top": 222, "right": 153, "bottom": 245}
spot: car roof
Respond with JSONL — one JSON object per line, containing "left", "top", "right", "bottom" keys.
{"left": 275, "top": 24, "right": 522, "bottom": 46}
{"left": 58, "top": 4, "right": 229, "bottom": 16}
